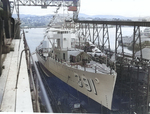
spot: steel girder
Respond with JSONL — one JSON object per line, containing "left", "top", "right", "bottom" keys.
{"left": 75, "top": 23, "right": 103, "bottom": 50}
{"left": 14, "top": 0, "right": 77, "bottom": 7}
{"left": 13, "top": 0, "right": 80, "bottom": 20}
{"left": 74, "top": 22, "right": 111, "bottom": 55}
{"left": 132, "top": 26, "right": 142, "bottom": 62}
{"left": 115, "top": 25, "right": 124, "bottom": 62}
{"left": 92, "top": 24, "right": 102, "bottom": 49}
{"left": 102, "top": 24, "right": 110, "bottom": 54}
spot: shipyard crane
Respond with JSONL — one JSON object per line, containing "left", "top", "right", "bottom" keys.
{"left": 13, "top": 0, "right": 80, "bottom": 20}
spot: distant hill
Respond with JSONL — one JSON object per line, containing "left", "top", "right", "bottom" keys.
{"left": 13, "top": 13, "right": 130, "bottom": 19}
{"left": 14, "top": 13, "right": 148, "bottom": 28}
{"left": 13, "top": 14, "right": 35, "bottom": 18}
{"left": 12, "top": 14, "right": 53, "bottom": 18}
{"left": 13, "top": 13, "right": 147, "bottom": 21}
{"left": 91, "top": 15, "right": 129, "bottom": 19}
{"left": 78, "top": 13, "right": 91, "bottom": 18}
{"left": 78, "top": 13, "right": 131, "bottom": 20}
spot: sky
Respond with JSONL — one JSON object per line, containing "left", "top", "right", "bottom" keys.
{"left": 13, "top": 0, "right": 150, "bottom": 17}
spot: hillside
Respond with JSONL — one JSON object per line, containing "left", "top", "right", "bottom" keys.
{"left": 13, "top": 13, "right": 148, "bottom": 28}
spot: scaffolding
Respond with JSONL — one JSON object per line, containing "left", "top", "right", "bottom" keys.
{"left": 67, "top": 20, "right": 150, "bottom": 114}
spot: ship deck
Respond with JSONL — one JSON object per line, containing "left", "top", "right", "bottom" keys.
{"left": 0, "top": 39, "right": 33, "bottom": 112}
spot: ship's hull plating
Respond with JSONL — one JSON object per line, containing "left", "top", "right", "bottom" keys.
{"left": 36, "top": 53, "right": 117, "bottom": 110}
{"left": 38, "top": 61, "right": 105, "bottom": 112}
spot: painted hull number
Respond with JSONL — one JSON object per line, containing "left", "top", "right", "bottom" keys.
{"left": 74, "top": 73, "right": 97, "bottom": 95}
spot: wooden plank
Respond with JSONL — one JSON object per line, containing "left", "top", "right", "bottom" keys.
{"left": 0, "top": 46, "right": 14, "bottom": 106}
{"left": 0, "top": 39, "right": 33, "bottom": 112}
{"left": 1, "top": 40, "right": 19, "bottom": 112}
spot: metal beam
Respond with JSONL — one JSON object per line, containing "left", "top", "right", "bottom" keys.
{"left": 15, "top": 0, "right": 77, "bottom": 7}
{"left": 74, "top": 20, "right": 150, "bottom": 27}
{"left": 132, "top": 26, "right": 142, "bottom": 61}
{"left": 102, "top": 24, "right": 110, "bottom": 54}
{"left": 14, "top": 0, "right": 79, "bottom": 21}
{"left": 84, "top": 23, "right": 91, "bottom": 41}
{"left": 92, "top": 24, "right": 102, "bottom": 48}
{"left": 115, "top": 25, "right": 124, "bottom": 61}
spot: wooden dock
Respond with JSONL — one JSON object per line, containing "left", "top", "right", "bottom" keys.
{"left": 0, "top": 39, "right": 33, "bottom": 112}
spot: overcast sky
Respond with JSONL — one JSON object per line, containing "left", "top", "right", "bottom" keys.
{"left": 14, "top": 0, "right": 150, "bottom": 17}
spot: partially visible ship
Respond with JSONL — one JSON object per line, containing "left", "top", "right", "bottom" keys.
{"left": 36, "top": 28, "right": 117, "bottom": 112}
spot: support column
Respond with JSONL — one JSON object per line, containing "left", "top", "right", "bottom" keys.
{"left": 132, "top": 26, "right": 142, "bottom": 62}
{"left": 84, "top": 23, "right": 91, "bottom": 42}
{"left": 102, "top": 24, "right": 110, "bottom": 56}
{"left": 92, "top": 24, "right": 102, "bottom": 49}
{"left": 115, "top": 24, "right": 124, "bottom": 62}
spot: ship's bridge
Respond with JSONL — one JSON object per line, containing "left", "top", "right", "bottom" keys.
{"left": 47, "top": 29, "right": 76, "bottom": 49}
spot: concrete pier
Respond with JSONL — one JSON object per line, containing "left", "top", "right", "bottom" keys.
{"left": 0, "top": 39, "right": 33, "bottom": 112}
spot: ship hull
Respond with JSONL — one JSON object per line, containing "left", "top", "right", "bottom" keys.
{"left": 38, "top": 61, "right": 106, "bottom": 112}
{"left": 36, "top": 52, "right": 117, "bottom": 110}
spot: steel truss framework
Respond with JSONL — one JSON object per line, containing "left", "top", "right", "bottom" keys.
{"left": 15, "top": 0, "right": 78, "bottom": 6}
{"left": 64, "top": 20, "right": 150, "bottom": 113}
{"left": 65, "top": 21, "right": 144, "bottom": 60}
{"left": 92, "top": 24, "right": 102, "bottom": 49}
{"left": 102, "top": 24, "right": 110, "bottom": 53}
{"left": 72, "top": 20, "right": 150, "bottom": 61}
{"left": 115, "top": 25, "right": 124, "bottom": 61}
{"left": 132, "top": 26, "right": 142, "bottom": 61}
{"left": 12, "top": 0, "right": 79, "bottom": 20}
{"left": 66, "top": 22, "right": 122, "bottom": 59}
